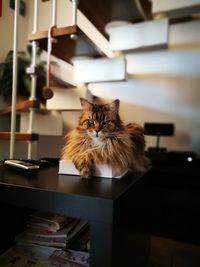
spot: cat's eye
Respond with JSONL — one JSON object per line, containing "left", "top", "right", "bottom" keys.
{"left": 89, "top": 119, "right": 94, "bottom": 124}
{"left": 102, "top": 120, "right": 114, "bottom": 127}
{"left": 82, "top": 119, "right": 94, "bottom": 127}
{"left": 103, "top": 120, "right": 113, "bottom": 125}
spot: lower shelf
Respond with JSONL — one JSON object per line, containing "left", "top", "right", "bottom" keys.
{"left": 0, "top": 205, "right": 90, "bottom": 267}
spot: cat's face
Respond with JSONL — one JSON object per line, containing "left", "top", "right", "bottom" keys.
{"left": 77, "top": 98, "right": 123, "bottom": 139}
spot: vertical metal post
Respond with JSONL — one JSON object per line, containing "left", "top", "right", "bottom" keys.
{"left": 71, "top": 0, "right": 78, "bottom": 25}
{"left": 33, "top": 0, "right": 38, "bottom": 32}
{"left": 30, "top": 0, "right": 38, "bottom": 101}
{"left": 70, "top": 0, "right": 79, "bottom": 40}
{"left": 46, "top": 0, "right": 57, "bottom": 89}
{"left": 27, "top": 0, "right": 39, "bottom": 159}
{"left": 52, "top": 0, "right": 57, "bottom": 26}
{"left": 10, "top": 0, "right": 19, "bottom": 159}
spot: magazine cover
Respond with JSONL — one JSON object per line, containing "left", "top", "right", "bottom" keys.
{"left": 0, "top": 248, "right": 45, "bottom": 267}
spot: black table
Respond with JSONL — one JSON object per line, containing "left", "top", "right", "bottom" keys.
{"left": 0, "top": 165, "right": 149, "bottom": 267}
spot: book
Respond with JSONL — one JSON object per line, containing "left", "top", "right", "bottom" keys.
{"left": 16, "top": 219, "right": 89, "bottom": 248}
{"left": 29, "top": 211, "right": 71, "bottom": 232}
{"left": 27, "top": 218, "right": 80, "bottom": 238}
{"left": 15, "top": 233, "right": 67, "bottom": 248}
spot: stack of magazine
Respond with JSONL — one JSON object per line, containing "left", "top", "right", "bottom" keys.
{"left": 15, "top": 211, "right": 89, "bottom": 248}
{"left": 0, "top": 210, "right": 90, "bottom": 266}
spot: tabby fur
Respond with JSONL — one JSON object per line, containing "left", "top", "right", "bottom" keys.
{"left": 61, "top": 98, "right": 150, "bottom": 178}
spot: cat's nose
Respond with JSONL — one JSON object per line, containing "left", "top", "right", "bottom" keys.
{"left": 94, "top": 123, "right": 100, "bottom": 137}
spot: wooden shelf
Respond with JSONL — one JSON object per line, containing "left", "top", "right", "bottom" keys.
{"left": 0, "top": 100, "right": 40, "bottom": 116}
{"left": 0, "top": 132, "right": 39, "bottom": 141}
{"left": 28, "top": 25, "right": 104, "bottom": 63}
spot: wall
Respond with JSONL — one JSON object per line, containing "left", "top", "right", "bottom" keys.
{"left": 0, "top": 0, "right": 28, "bottom": 61}
{"left": 0, "top": 0, "right": 200, "bottom": 160}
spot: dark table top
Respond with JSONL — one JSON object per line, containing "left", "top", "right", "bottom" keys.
{"left": 0, "top": 165, "right": 145, "bottom": 223}
{"left": 0, "top": 165, "right": 145, "bottom": 199}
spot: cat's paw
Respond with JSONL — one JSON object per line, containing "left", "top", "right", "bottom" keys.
{"left": 74, "top": 159, "right": 95, "bottom": 179}
{"left": 80, "top": 165, "right": 95, "bottom": 179}
{"left": 80, "top": 170, "right": 92, "bottom": 179}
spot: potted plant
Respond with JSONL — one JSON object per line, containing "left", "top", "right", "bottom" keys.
{"left": 0, "top": 45, "right": 46, "bottom": 105}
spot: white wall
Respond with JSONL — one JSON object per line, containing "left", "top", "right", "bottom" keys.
{"left": 0, "top": 0, "right": 29, "bottom": 61}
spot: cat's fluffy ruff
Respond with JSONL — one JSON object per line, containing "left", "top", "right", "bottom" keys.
{"left": 61, "top": 98, "right": 150, "bottom": 178}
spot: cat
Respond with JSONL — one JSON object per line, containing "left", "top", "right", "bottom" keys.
{"left": 61, "top": 98, "right": 150, "bottom": 178}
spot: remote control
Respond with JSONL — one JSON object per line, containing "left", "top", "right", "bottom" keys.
{"left": 4, "top": 159, "right": 40, "bottom": 171}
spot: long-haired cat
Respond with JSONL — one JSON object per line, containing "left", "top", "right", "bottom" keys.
{"left": 61, "top": 98, "right": 150, "bottom": 178}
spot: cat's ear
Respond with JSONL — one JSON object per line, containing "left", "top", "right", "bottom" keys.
{"left": 80, "top": 98, "right": 93, "bottom": 111}
{"left": 109, "top": 99, "right": 120, "bottom": 112}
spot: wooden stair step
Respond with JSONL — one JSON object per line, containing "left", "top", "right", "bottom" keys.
{"left": 0, "top": 132, "right": 39, "bottom": 141}
{"left": 28, "top": 25, "right": 104, "bottom": 63}
{"left": 0, "top": 100, "right": 40, "bottom": 115}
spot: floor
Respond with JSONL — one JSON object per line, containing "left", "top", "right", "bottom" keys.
{"left": 148, "top": 236, "right": 200, "bottom": 267}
